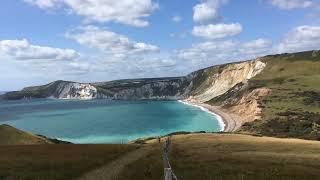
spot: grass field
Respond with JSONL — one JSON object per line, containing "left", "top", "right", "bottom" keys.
{"left": 1, "top": 134, "right": 320, "bottom": 180}
{"left": 117, "top": 134, "right": 320, "bottom": 180}
{"left": 0, "top": 144, "right": 138, "bottom": 180}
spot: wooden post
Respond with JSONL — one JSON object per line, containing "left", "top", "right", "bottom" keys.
{"left": 164, "top": 168, "right": 173, "bottom": 180}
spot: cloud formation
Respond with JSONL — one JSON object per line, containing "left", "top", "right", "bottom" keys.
{"left": 269, "top": 0, "right": 313, "bottom": 10}
{"left": 176, "top": 39, "right": 273, "bottom": 67}
{"left": 24, "top": 0, "right": 158, "bottom": 27}
{"left": 192, "top": 23, "right": 242, "bottom": 39}
{"left": 0, "top": 39, "right": 79, "bottom": 61}
{"left": 65, "top": 26, "right": 159, "bottom": 59}
{"left": 277, "top": 25, "right": 320, "bottom": 53}
{"left": 193, "top": 0, "right": 227, "bottom": 23}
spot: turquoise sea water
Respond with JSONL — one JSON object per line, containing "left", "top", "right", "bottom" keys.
{"left": 0, "top": 99, "right": 221, "bottom": 143}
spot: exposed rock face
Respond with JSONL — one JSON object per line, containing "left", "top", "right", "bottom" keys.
{"left": 208, "top": 81, "right": 272, "bottom": 126}
{"left": 187, "top": 60, "right": 266, "bottom": 102}
{"left": 55, "top": 83, "right": 97, "bottom": 100}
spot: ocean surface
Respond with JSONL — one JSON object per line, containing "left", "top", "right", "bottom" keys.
{"left": 0, "top": 99, "right": 222, "bottom": 143}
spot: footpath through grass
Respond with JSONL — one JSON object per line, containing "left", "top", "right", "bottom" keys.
{"left": 117, "top": 134, "right": 320, "bottom": 180}
{"left": 0, "top": 144, "right": 138, "bottom": 180}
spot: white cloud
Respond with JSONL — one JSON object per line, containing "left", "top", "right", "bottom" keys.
{"left": 172, "top": 15, "right": 182, "bottom": 22}
{"left": 65, "top": 26, "right": 159, "bottom": 59}
{"left": 269, "top": 0, "right": 313, "bottom": 10}
{"left": 242, "top": 38, "right": 273, "bottom": 54}
{"left": 193, "top": 0, "right": 227, "bottom": 23}
{"left": 277, "top": 25, "right": 320, "bottom": 53}
{"left": 24, "top": 0, "right": 60, "bottom": 8}
{"left": 192, "top": 23, "right": 242, "bottom": 39}
{"left": 23, "top": 0, "right": 158, "bottom": 27}
{"left": 176, "top": 39, "right": 273, "bottom": 68}
{"left": 0, "top": 39, "right": 79, "bottom": 61}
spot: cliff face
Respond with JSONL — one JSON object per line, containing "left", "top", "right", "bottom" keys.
{"left": 187, "top": 60, "right": 266, "bottom": 102}
{"left": 94, "top": 77, "right": 192, "bottom": 100}
{"left": 53, "top": 83, "right": 97, "bottom": 100}
{"left": 208, "top": 81, "right": 272, "bottom": 126}
{"left": 0, "top": 59, "right": 265, "bottom": 101}
{"left": 1, "top": 81, "right": 97, "bottom": 100}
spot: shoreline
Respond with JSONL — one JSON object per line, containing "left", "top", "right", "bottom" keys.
{"left": 179, "top": 100, "right": 241, "bottom": 132}
{"left": 178, "top": 100, "right": 225, "bottom": 132}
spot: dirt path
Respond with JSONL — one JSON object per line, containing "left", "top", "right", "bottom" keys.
{"left": 78, "top": 145, "right": 151, "bottom": 180}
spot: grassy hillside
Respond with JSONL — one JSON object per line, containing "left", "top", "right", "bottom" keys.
{"left": 118, "top": 134, "right": 320, "bottom": 180}
{"left": 0, "top": 144, "right": 138, "bottom": 180}
{"left": 0, "top": 124, "right": 53, "bottom": 145}
{"left": 239, "top": 51, "right": 320, "bottom": 140}
{"left": 1, "top": 134, "right": 320, "bottom": 180}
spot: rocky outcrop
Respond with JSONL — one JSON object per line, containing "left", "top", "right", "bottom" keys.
{"left": 53, "top": 83, "right": 97, "bottom": 100}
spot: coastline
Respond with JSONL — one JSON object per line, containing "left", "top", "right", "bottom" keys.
{"left": 179, "top": 100, "right": 241, "bottom": 132}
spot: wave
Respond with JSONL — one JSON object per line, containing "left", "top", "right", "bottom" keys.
{"left": 178, "top": 100, "right": 225, "bottom": 132}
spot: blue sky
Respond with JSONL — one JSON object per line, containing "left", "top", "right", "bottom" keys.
{"left": 0, "top": 0, "right": 320, "bottom": 91}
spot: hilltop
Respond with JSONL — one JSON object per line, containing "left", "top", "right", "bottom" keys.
{"left": 0, "top": 124, "right": 70, "bottom": 145}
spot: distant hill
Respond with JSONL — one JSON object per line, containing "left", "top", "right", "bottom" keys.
{"left": 0, "top": 124, "right": 70, "bottom": 145}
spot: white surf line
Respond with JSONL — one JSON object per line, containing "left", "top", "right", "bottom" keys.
{"left": 178, "top": 100, "right": 225, "bottom": 132}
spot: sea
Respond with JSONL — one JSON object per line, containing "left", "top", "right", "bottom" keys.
{"left": 0, "top": 99, "right": 222, "bottom": 143}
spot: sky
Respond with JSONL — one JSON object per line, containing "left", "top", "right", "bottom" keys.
{"left": 0, "top": 0, "right": 320, "bottom": 91}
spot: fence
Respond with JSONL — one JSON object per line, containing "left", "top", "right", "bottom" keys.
{"left": 162, "top": 137, "right": 178, "bottom": 180}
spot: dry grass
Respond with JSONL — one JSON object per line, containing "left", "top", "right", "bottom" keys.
{"left": 117, "top": 134, "right": 320, "bottom": 180}
{"left": 1, "top": 134, "right": 320, "bottom": 180}
{"left": 0, "top": 144, "right": 138, "bottom": 180}
{"left": 0, "top": 124, "right": 51, "bottom": 145}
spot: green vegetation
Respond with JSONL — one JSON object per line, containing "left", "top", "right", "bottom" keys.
{"left": 0, "top": 144, "right": 138, "bottom": 180}
{"left": 239, "top": 50, "right": 320, "bottom": 140}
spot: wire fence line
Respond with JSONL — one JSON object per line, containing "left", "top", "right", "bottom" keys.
{"left": 162, "top": 136, "right": 178, "bottom": 180}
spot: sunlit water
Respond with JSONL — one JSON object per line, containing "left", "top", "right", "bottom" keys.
{"left": 0, "top": 99, "right": 222, "bottom": 143}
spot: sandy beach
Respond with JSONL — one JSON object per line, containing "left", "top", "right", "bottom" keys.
{"left": 180, "top": 100, "right": 242, "bottom": 132}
